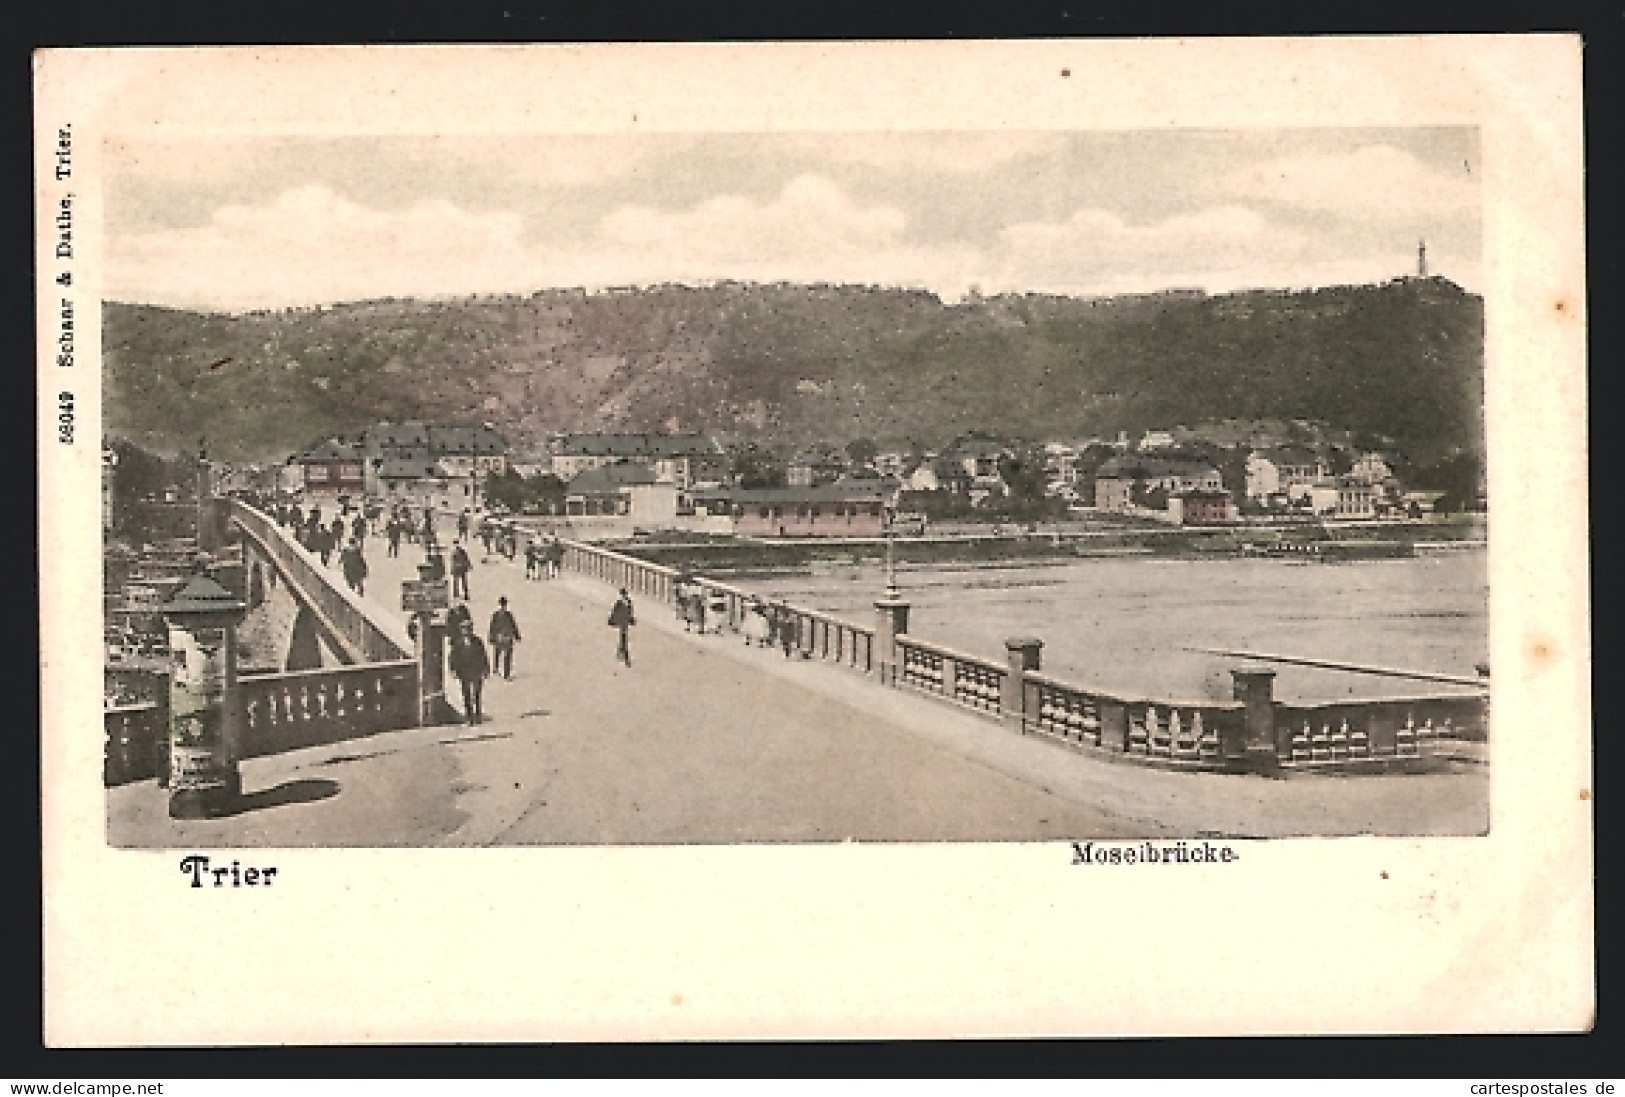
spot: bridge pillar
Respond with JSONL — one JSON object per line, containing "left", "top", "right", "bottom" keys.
{"left": 873, "top": 594, "right": 910, "bottom": 684}
{"left": 1229, "top": 667, "right": 1278, "bottom": 771}
{"left": 1002, "top": 637, "right": 1043, "bottom": 733}
{"left": 160, "top": 573, "right": 247, "bottom": 819}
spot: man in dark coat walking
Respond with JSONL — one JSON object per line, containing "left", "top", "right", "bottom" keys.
{"left": 447, "top": 619, "right": 489, "bottom": 724}
{"left": 450, "top": 541, "right": 473, "bottom": 599}
{"left": 340, "top": 537, "right": 368, "bottom": 596}
{"left": 488, "top": 596, "right": 522, "bottom": 680}
{"left": 608, "top": 588, "right": 635, "bottom": 666}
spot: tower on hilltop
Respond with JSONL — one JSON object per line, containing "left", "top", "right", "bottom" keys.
{"left": 1418, "top": 239, "right": 1429, "bottom": 278}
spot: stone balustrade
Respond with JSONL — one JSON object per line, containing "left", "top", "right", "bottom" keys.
{"left": 897, "top": 636, "right": 1006, "bottom": 714}
{"left": 239, "top": 660, "right": 419, "bottom": 757}
{"left": 560, "top": 539, "right": 878, "bottom": 673}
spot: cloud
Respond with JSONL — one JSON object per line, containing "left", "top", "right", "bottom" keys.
{"left": 107, "top": 184, "right": 534, "bottom": 309}
{"left": 106, "top": 176, "right": 980, "bottom": 309}
{"left": 599, "top": 174, "right": 906, "bottom": 265}
{"left": 1220, "top": 144, "right": 1477, "bottom": 215}
{"left": 104, "top": 172, "right": 1478, "bottom": 312}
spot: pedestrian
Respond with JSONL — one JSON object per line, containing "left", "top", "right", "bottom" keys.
{"left": 340, "top": 537, "right": 368, "bottom": 596}
{"left": 422, "top": 506, "right": 436, "bottom": 545}
{"left": 446, "top": 600, "right": 473, "bottom": 637}
{"left": 317, "top": 523, "right": 334, "bottom": 567}
{"left": 386, "top": 516, "right": 402, "bottom": 558}
{"left": 502, "top": 527, "right": 518, "bottom": 561}
{"left": 488, "top": 596, "right": 522, "bottom": 680}
{"left": 674, "top": 577, "right": 692, "bottom": 630}
{"left": 777, "top": 602, "right": 796, "bottom": 658}
{"left": 329, "top": 517, "right": 346, "bottom": 563}
{"left": 351, "top": 512, "right": 366, "bottom": 543}
{"left": 745, "top": 597, "right": 772, "bottom": 647}
{"left": 479, "top": 519, "right": 494, "bottom": 559}
{"left": 524, "top": 540, "right": 540, "bottom": 580}
{"left": 447, "top": 619, "right": 489, "bottom": 724}
{"left": 608, "top": 587, "right": 635, "bottom": 666}
{"left": 457, "top": 509, "right": 470, "bottom": 541}
{"left": 692, "top": 586, "right": 708, "bottom": 635}
{"left": 450, "top": 541, "right": 472, "bottom": 600}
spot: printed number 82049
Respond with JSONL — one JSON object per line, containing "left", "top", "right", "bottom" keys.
{"left": 57, "top": 391, "right": 74, "bottom": 444}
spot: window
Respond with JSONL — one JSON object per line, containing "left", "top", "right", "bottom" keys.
{"left": 759, "top": 506, "right": 770, "bottom": 519}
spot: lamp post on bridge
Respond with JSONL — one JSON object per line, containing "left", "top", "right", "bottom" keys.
{"left": 873, "top": 510, "right": 910, "bottom": 683}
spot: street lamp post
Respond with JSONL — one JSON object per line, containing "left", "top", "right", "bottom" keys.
{"left": 873, "top": 508, "right": 910, "bottom": 683}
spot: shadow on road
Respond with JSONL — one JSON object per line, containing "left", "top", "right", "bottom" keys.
{"left": 221, "top": 777, "right": 341, "bottom": 816}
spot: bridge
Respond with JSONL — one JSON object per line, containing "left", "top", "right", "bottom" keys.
{"left": 106, "top": 498, "right": 1490, "bottom": 845}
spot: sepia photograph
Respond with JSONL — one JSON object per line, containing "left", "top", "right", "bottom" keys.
{"left": 38, "top": 39, "right": 1589, "bottom": 1042}
{"left": 96, "top": 127, "right": 1492, "bottom": 846}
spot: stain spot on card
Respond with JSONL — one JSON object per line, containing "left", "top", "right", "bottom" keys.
{"left": 1528, "top": 637, "right": 1556, "bottom": 670}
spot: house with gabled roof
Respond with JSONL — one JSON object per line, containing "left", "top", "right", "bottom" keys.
{"left": 296, "top": 438, "right": 366, "bottom": 498}
{"left": 1093, "top": 455, "right": 1224, "bottom": 513}
{"left": 1244, "top": 446, "right": 1326, "bottom": 503}
{"left": 564, "top": 461, "right": 677, "bottom": 524}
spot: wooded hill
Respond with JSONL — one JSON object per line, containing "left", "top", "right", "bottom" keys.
{"left": 103, "top": 276, "right": 1483, "bottom": 464}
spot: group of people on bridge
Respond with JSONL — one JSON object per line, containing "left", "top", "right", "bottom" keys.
{"left": 674, "top": 577, "right": 804, "bottom": 659}
{"left": 270, "top": 500, "right": 373, "bottom": 598}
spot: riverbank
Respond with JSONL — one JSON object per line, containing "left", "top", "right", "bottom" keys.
{"left": 615, "top": 516, "right": 1485, "bottom": 577}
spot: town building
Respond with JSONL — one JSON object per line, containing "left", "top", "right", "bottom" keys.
{"left": 705, "top": 479, "right": 899, "bottom": 538}
{"left": 1168, "top": 490, "right": 1237, "bottom": 526}
{"left": 1349, "top": 452, "right": 1396, "bottom": 485}
{"left": 786, "top": 446, "right": 849, "bottom": 488}
{"left": 1306, "top": 476, "right": 1377, "bottom": 518}
{"left": 1093, "top": 455, "right": 1225, "bottom": 513}
{"left": 294, "top": 421, "right": 509, "bottom": 501}
{"left": 943, "top": 436, "right": 1007, "bottom": 478}
{"left": 1244, "top": 446, "right": 1327, "bottom": 502}
{"left": 563, "top": 462, "right": 678, "bottom": 524}
{"left": 296, "top": 439, "right": 367, "bottom": 499}
{"left": 550, "top": 433, "right": 725, "bottom": 492}
{"left": 376, "top": 456, "right": 464, "bottom": 510}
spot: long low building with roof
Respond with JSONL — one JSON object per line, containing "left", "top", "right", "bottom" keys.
{"left": 695, "top": 478, "right": 901, "bottom": 538}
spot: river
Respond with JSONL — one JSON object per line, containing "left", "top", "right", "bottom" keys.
{"left": 745, "top": 549, "right": 1488, "bottom": 705}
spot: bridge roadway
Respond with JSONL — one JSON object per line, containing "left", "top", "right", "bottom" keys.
{"left": 108, "top": 530, "right": 1490, "bottom": 846}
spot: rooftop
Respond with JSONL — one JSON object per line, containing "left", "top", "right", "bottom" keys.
{"left": 566, "top": 462, "right": 661, "bottom": 494}
{"left": 559, "top": 433, "right": 722, "bottom": 458}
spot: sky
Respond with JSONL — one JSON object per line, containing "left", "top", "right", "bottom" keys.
{"left": 103, "top": 128, "right": 1479, "bottom": 311}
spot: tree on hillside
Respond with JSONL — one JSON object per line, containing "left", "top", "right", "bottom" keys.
{"left": 730, "top": 444, "right": 786, "bottom": 489}
{"left": 845, "top": 437, "right": 879, "bottom": 466}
